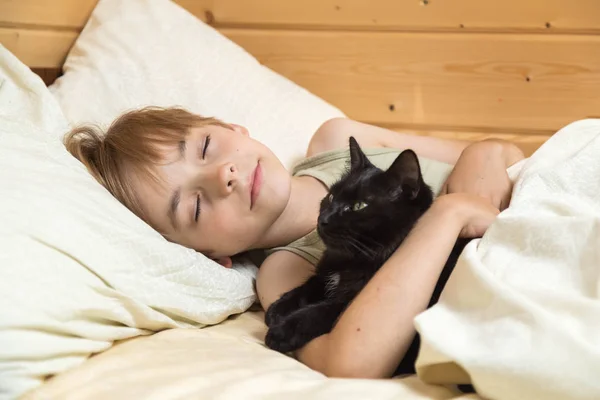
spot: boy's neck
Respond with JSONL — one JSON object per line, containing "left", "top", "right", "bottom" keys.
{"left": 258, "top": 175, "right": 327, "bottom": 249}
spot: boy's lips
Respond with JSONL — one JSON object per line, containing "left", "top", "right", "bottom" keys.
{"left": 250, "top": 162, "right": 262, "bottom": 209}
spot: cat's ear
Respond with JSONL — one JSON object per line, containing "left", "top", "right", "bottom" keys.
{"left": 349, "top": 137, "right": 372, "bottom": 171}
{"left": 387, "top": 150, "right": 422, "bottom": 199}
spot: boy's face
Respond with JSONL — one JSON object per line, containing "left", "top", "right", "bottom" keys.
{"left": 131, "top": 124, "right": 291, "bottom": 262}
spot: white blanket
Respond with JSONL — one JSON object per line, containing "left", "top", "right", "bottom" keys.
{"left": 415, "top": 119, "right": 600, "bottom": 400}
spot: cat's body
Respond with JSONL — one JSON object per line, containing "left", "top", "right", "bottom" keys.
{"left": 265, "top": 137, "right": 468, "bottom": 375}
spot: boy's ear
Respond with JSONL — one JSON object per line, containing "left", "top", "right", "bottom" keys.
{"left": 230, "top": 124, "right": 249, "bottom": 136}
{"left": 214, "top": 256, "right": 233, "bottom": 269}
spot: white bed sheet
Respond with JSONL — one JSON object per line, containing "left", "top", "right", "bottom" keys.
{"left": 26, "top": 309, "right": 481, "bottom": 400}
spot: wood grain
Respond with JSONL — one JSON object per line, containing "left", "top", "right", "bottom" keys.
{"left": 391, "top": 126, "right": 550, "bottom": 156}
{"left": 31, "top": 67, "right": 62, "bottom": 85}
{"left": 0, "top": 0, "right": 208, "bottom": 30}
{"left": 1, "top": 0, "right": 592, "bottom": 156}
{"left": 0, "top": 0, "right": 97, "bottom": 30}
{"left": 3, "top": 23, "right": 596, "bottom": 138}
{"left": 178, "top": 0, "right": 600, "bottom": 33}
{"left": 0, "top": 27, "right": 76, "bottom": 67}
{"left": 223, "top": 29, "right": 600, "bottom": 133}
{"left": 2, "top": 0, "right": 599, "bottom": 33}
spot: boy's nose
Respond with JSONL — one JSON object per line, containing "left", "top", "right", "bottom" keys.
{"left": 216, "top": 162, "right": 237, "bottom": 196}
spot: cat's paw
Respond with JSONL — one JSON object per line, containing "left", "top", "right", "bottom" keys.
{"left": 264, "top": 290, "right": 303, "bottom": 327}
{"left": 265, "top": 316, "right": 307, "bottom": 353}
{"left": 266, "top": 302, "right": 341, "bottom": 353}
{"left": 264, "top": 303, "right": 280, "bottom": 328}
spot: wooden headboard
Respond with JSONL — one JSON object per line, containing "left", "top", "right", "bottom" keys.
{"left": 2, "top": 0, "right": 600, "bottom": 155}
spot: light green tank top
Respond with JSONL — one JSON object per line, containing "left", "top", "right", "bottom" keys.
{"left": 265, "top": 148, "right": 454, "bottom": 265}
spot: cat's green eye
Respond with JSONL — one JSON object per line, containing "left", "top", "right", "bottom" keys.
{"left": 352, "top": 201, "right": 368, "bottom": 211}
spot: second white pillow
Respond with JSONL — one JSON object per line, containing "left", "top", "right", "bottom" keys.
{"left": 50, "top": 0, "right": 344, "bottom": 169}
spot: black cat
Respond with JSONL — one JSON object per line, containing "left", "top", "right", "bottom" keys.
{"left": 264, "top": 137, "right": 469, "bottom": 375}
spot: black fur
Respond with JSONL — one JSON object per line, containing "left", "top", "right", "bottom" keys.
{"left": 265, "top": 137, "right": 468, "bottom": 376}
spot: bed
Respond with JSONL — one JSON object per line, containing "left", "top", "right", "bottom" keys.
{"left": 2, "top": 1, "right": 600, "bottom": 399}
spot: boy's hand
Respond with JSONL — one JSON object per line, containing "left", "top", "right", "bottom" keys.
{"left": 435, "top": 193, "right": 500, "bottom": 239}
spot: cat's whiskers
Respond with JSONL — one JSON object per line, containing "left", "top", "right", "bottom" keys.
{"left": 359, "top": 233, "right": 387, "bottom": 254}
{"left": 342, "top": 229, "right": 386, "bottom": 259}
{"left": 342, "top": 233, "right": 378, "bottom": 259}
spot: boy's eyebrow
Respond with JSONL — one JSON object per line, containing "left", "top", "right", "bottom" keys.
{"left": 168, "top": 188, "right": 181, "bottom": 231}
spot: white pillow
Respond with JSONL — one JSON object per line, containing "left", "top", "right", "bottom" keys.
{"left": 49, "top": 0, "right": 344, "bottom": 168}
{"left": 0, "top": 45, "right": 256, "bottom": 398}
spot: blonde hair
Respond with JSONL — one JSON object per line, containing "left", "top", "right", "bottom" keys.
{"left": 64, "top": 106, "right": 229, "bottom": 222}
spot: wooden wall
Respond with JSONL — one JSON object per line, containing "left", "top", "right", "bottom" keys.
{"left": 2, "top": 0, "right": 600, "bottom": 155}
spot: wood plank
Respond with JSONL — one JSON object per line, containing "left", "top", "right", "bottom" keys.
{"left": 222, "top": 29, "right": 600, "bottom": 133}
{"left": 0, "top": 27, "right": 77, "bottom": 67}
{"left": 0, "top": 0, "right": 97, "bottom": 30}
{"left": 0, "top": 0, "right": 208, "bottom": 30}
{"left": 1, "top": 0, "right": 598, "bottom": 33}
{"left": 390, "top": 127, "right": 550, "bottom": 156}
{"left": 3, "top": 25, "right": 596, "bottom": 134}
{"left": 31, "top": 67, "right": 62, "bottom": 86}
{"left": 177, "top": 0, "right": 600, "bottom": 33}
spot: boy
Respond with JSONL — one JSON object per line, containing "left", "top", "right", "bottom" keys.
{"left": 65, "top": 107, "right": 523, "bottom": 377}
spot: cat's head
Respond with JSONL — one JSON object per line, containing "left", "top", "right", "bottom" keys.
{"left": 317, "top": 137, "right": 434, "bottom": 259}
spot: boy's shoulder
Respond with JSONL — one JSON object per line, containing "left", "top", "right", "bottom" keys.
{"left": 291, "top": 148, "right": 402, "bottom": 189}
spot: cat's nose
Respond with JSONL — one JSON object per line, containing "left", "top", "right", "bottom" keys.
{"left": 317, "top": 214, "right": 329, "bottom": 227}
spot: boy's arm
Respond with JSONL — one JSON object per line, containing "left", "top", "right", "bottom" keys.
{"left": 309, "top": 118, "right": 525, "bottom": 210}
{"left": 307, "top": 118, "right": 470, "bottom": 164}
{"left": 309, "top": 118, "right": 523, "bottom": 168}
{"left": 257, "top": 251, "right": 315, "bottom": 312}
{"left": 255, "top": 200, "right": 466, "bottom": 377}
{"left": 298, "top": 194, "right": 498, "bottom": 378}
